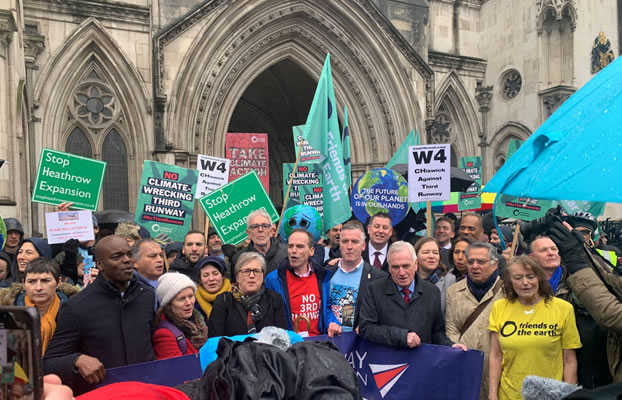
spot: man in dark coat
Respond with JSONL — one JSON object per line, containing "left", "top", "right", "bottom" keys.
{"left": 327, "top": 221, "right": 386, "bottom": 336}
{"left": 359, "top": 240, "right": 467, "bottom": 350}
{"left": 169, "top": 230, "right": 205, "bottom": 281}
{"left": 43, "top": 235, "right": 155, "bottom": 395}
{"left": 231, "top": 210, "right": 287, "bottom": 276}
{"left": 362, "top": 212, "right": 393, "bottom": 272}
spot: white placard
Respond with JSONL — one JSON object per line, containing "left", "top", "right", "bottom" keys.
{"left": 196, "top": 155, "right": 231, "bottom": 198}
{"left": 45, "top": 210, "right": 95, "bottom": 244}
{"left": 408, "top": 144, "right": 451, "bottom": 202}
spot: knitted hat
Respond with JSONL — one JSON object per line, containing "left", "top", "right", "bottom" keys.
{"left": 156, "top": 273, "right": 196, "bottom": 308}
{"left": 207, "top": 227, "right": 218, "bottom": 238}
{"left": 194, "top": 256, "right": 226, "bottom": 275}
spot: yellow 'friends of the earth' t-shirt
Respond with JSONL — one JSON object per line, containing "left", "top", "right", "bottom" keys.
{"left": 488, "top": 296, "right": 582, "bottom": 400}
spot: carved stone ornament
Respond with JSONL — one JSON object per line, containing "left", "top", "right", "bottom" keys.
{"left": 475, "top": 85, "right": 493, "bottom": 112}
{"left": 591, "top": 31, "right": 615, "bottom": 74}
{"left": 499, "top": 69, "right": 522, "bottom": 100}
{"left": 0, "top": 12, "right": 16, "bottom": 48}
{"left": 539, "top": 85, "right": 576, "bottom": 117}
{"left": 24, "top": 31, "right": 45, "bottom": 63}
{"left": 430, "top": 111, "right": 452, "bottom": 144}
{"left": 536, "top": 0, "right": 577, "bottom": 33}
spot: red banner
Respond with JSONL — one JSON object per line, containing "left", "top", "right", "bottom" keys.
{"left": 225, "top": 133, "right": 269, "bottom": 192}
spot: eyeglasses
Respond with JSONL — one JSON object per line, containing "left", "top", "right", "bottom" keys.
{"left": 467, "top": 258, "right": 490, "bottom": 265}
{"left": 238, "top": 269, "right": 263, "bottom": 276}
{"left": 249, "top": 223, "right": 271, "bottom": 231}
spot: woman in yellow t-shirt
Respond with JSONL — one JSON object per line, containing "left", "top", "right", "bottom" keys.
{"left": 488, "top": 256, "right": 581, "bottom": 400}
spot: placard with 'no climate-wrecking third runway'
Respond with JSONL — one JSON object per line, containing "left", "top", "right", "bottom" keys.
{"left": 198, "top": 171, "right": 279, "bottom": 245}
{"left": 408, "top": 144, "right": 451, "bottom": 203}
{"left": 32, "top": 148, "right": 106, "bottom": 211}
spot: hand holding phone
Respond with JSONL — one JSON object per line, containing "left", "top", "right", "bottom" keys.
{"left": 74, "top": 355, "right": 105, "bottom": 384}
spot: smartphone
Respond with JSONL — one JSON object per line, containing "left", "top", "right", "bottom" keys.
{"left": 0, "top": 307, "right": 43, "bottom": 400}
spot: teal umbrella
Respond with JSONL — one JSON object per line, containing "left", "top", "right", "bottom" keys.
{"left": 484, "top": 56, "right": 622, "bottom": 202}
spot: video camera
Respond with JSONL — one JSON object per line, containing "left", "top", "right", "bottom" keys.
{"left": 519, "top": 206, "right": 577, "bottom": 241}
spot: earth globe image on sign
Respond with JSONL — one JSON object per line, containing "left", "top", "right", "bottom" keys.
{"left": 351, "top": 168, "right": 410, "bottom": 225}
{"left": 279, "top": 205, "right": 324, "bottom": 242}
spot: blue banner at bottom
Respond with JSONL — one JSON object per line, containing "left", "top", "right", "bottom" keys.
{"left": 100, "top": 353, "right": 202, "bottom": 388}
{"left": 98, "top": 332, "right": 483, "bottom": 400}
{"left": 305, "top": 332, "right": 484, "bottom": 400}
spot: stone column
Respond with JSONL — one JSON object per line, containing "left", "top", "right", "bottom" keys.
{"left": 475, "top": 83, "right": 493, "bottom": 182}
{"left": 24, "top": 28, "right": 45, "bottom": 235}
{"left": 0, "top": 12, "right": 16, "bottom": 214}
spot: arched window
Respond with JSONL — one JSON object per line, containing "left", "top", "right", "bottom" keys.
{"left": 101, "top": 129, "right": 129, "bottom": 210}
{"left": 64, "top": 127, "right": 92, "bottom": 158}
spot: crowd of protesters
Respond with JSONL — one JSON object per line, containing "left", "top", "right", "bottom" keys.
{"left": 1, "top": 202, "right": 622, "bottom": 399}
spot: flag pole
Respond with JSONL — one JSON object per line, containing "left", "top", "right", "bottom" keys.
{"left": 426, "top": 200, "right": 432, "bottom": 236}
{"left": 276, "top": 144, "right": 304, "bottom": 236}
{"left": 509, "top": 222, "right": 521, "bottom": 256}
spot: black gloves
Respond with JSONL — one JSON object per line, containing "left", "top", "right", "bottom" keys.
{"left": 60, "top": 238, "right": 81, "bottom": 283}
{"left": 548, "top": 221, "right": 587, "bottom": 274}
{"left": 62, "top": 239, "right": 80, "bottom": 263}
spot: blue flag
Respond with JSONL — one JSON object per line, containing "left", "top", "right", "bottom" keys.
{"left": 342, "top": 106, "right": 351, "bottom": 189}
{"left": 302, "top": 54, "right": 352, "bottom": 229}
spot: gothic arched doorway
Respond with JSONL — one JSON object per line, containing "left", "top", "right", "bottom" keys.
{"left": 227, "top": 59, "right": 318, "bottom": 206}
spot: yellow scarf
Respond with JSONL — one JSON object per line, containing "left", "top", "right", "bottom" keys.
{"left": 195, "top": 278, "right": 231, "bottom": 318}
{"left": 25, "top": 293, "right": 61, "bottom": 355}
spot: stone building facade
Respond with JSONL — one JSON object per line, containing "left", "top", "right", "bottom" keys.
{"left": 0, "top": 0, "right": 618, "bottom": 234}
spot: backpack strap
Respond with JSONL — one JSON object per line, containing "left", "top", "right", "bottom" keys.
{"left": 158, "top": 320, "right": 187, "bottom": 354}
{"left": 459, "top": 279, "right": 503, "bottom": 338}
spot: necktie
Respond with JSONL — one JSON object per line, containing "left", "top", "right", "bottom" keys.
{"left": 373, "top": 251, "right": 382, "bottom": 269}
{"left": 401, "top": 287, "right": 411, "bottom": 305}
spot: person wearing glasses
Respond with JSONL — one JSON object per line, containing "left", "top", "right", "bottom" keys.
{"left": 231, "top": 210, "right": 288, "bottom": 275}
{"left": 445, "top": 242, "right": 504, "bottom": 400}
{"left": 208, "top": 252, "right": 287, "bottom": 337}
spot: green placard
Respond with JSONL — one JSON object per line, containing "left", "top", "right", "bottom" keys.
{"left": 495, "top": 140, "right": 552, "bottom": 221}
{"left": 458, "top": 156, "right": 482, "bottom": 211}
{"left": 554, "top": 200, "right": 606, "bottom": 218}
{"left": 32, "top": 148, "right": 106, "bottom": 211}
{"left": 282, "top": 163, "right": 324, "bottom": 216}
{"left": 495, "top": 196, "right": 552, "bottom": 220}
{"left": 199, "top": 171, "right": 279, "bottom": 245}
{"left": 135, "top": 161, "right": 199, "bottom": 242}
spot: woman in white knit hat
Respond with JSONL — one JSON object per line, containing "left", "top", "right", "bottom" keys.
{"left": 152, "top": 273, "right": 208, "bottom": 359}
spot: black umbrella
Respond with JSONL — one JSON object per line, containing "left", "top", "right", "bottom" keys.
{"left": 94, "top": 210, "right": 134, "bottom": 224}
{"left": 390, "top": 163, "right": 475, "bottom": 193}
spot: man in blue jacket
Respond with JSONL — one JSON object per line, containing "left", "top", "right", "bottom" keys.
{"left": 265, "top": 229, "right": 339, "bottom": 336}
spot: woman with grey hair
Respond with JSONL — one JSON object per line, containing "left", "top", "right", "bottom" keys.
{"left": 208, "top": 252, "right": 287, "bottom": 337}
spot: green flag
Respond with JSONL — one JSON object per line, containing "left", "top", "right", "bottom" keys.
{"left": 342, "top": 106, "right": 351, "bottom": 188}
{"left": 386, "top": 129, "right": 420, "bottom": 168}
{"left": 386, "top": 129, "right": 422, "bottom": 210}
{"left": 301, "top": 54, "right": 351, "bottom": 229}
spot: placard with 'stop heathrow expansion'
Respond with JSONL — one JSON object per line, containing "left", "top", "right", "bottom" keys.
{"left": 407, "top": 144, "right": 451, "bottom": 203}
